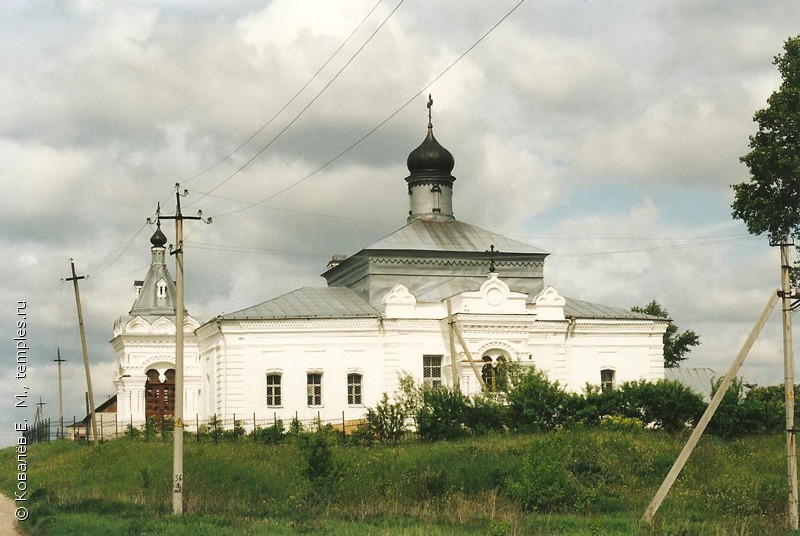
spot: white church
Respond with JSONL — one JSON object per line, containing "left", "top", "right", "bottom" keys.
{"left": 109, "top": 111, "right": 667, "bottom": 430}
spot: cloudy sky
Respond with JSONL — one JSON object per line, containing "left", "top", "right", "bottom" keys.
{"left": 2, "top": 0, "right": 799, "bottom": 444}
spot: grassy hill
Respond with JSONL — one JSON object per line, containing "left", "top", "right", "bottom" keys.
{"left": 1, "top": 428, "right": 793, "bottom": 535}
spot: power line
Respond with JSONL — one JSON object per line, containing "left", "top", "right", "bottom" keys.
{"left": 184, "top": 188, "right": 396, "bottom": 227}
{"left": 68, "top": 4, "right": 386, "bottom": 285}
{"left": 183, "top": 0, "right": 383, "bottom": 186}
{"left": 550, "top": 235, "right": 755, "bottom": 258}
{"left": 87, "top": 187, "right": 176, "bottom": 277}
{"left": 185, "top": 234, "right": 752, "bottom": 261}
{"left": 208, "top": 0, "right": 527, "bottom": 220}
{"left": 509, "top": 232, "right": 755, "bottom": 242}
{"left": 185, "top": 240, "right": 331, "bottom": 258}
{"left": 189, "top": 0, "right": 405, "bottom": 206}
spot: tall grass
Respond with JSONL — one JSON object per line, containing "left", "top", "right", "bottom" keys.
{"left": 1, "top": 430, "right": 793, "bottom": 535}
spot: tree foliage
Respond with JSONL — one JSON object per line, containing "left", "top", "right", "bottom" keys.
{"left": 631, "top": 300, "right": 700, "bottom": 368}
{"left": 732, "top": 35, "right": 800, "bottom": 247}
{"left": 505, "top": 366, "right": 569, "bottom": 431}
{"left": 365, "top": 393, "right": 407, "bottom": 443}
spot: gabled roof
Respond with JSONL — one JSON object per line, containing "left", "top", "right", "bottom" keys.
{"left": 563, "top": 297, "right": 664, "bottom": 320}
{"left": 219, "top": 287, "right": 380, "bottom": 320}
{"left": 364, "top": 219, "right": 547, "bottom": 254}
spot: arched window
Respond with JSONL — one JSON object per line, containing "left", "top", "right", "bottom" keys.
{"left": 156, "top": 279, "right": 167, "bottom": 299}
{"left": 481, "top": 357, "right": 494, "bottom": 390}
{"left": 480, "top": 353, "right": 509, "bottom": 392}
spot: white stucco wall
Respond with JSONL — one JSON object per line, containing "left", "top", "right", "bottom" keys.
{"left": 190, "top": 279, "right": 667, "bottom": 428}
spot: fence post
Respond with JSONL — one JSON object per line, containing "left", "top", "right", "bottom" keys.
{"left": 99, "top": 413, "right": 104, "bottom": 442}
{"left": 253, "top": 412, "right": 257, "bottom": 442}
{"left": 274, "top": 412, "right": 277, "bottom": 427}
{"left": 130, "top": 415, "right": 134, "bottom": 439}
{"left": 233, "top": 413, "right": 237, "bottom": 443}
{"left": 196, "top": 414, "right": 200, "bottom": 443}
{"left": 213, "top": 414, "right": 218, "bottom": 444}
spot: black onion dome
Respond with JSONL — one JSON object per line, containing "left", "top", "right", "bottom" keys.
{"left": 150, "top": 223, "right": 168, "bottom": 247}
{"left": 406, "top": 127, "right": 455, "bottom": 174}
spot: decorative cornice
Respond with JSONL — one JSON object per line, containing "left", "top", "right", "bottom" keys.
{"left": 230, "top": 318, "right": 382, "bottom": 331}
{"left": 370, "top": 258, "right": 544, "bottom": 268}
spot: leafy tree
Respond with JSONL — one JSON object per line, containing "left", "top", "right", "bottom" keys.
{"left": 732, "top": 35, "right": 800, "bottom": 248}
{"left": 631, "top": 300, "right": 700, "bottom": 368}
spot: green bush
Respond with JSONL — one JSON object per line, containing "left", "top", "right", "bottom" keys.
{"left": 222, "top": 419, "right": 246, "bottom": 441}
{"left": 416, "top": 386, "right": 470, "bottom": 441}
{"left": 366, "top": 393, "right": 406, "bottom": 443}
{"left": 745, "top": 384, "right": 795, "bottom": 433}
{"left": 617, "top": 379, "right": 705, "bottom": 432}
{"left": 505, "top": 366, "right": 567, "bottom": 431}
{"left": 507, "top": 433, "right": 578, "bottom": 512}
{"left": 708, "top": 381, "right": 798, "bottom": 438}
{"left": 466, "top": 394, "right": 508, "bottom": 435}
{"left": 251, "top": 420, "right": 285, "bottom": 444}
{"left": 561, "top": 385, "right": 626, "bottom": 426}
{"left": 298, "top": 428, "right": 342, "bottom": 498}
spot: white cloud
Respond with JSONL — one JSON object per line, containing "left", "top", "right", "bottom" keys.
{"left": 3, "top": 1, "right": 799, "bottom": 444}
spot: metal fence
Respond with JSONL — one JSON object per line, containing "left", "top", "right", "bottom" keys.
{"left": 24, "top": 412, "right": 369, "bottom": 444}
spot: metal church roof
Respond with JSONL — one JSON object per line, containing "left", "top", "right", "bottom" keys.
{"left": 563, "top": 297, "right": 664, "bottom": 320}
{"left": 364, "top": 219, "right": 547, "bottom": 254}
{"left": 219, "top": 286, "right": 380, "bottom": 320}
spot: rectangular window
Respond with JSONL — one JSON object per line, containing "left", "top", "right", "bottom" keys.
{"left": 423, "top": 355, "right": 442, "bottom": 388}
{"left": 347, "top": 373, "right": 362, "bottom": 405}
{"left": 307, "top": 373, "right": 322, "bottom": 406}
{"left": 600, "top": 369, "right": 616, "bottom": 392}
{"left": 266, "top": 374, "right": 282, "bottom": 407}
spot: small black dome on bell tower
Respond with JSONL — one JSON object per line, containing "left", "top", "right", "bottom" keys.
{"left": 406, "top": 127, "right": 455, "bottom": 174}
{"left": 150, "top": 221, "right": 168, "bottom": 248}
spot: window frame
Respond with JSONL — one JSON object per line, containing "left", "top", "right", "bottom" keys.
{"left": 423, "top": 354, "right": 443, "bottom": 388}
{"left": 307, "top": 372, "right": 323, "bottom": 407}
{"left": 347, "top": 373, "right": 363, "bottom": 406}
{"left": 266, "top": 373, "right": 282, "bottom": 407}
{"left": 600, "top": 368, "right": 616, "bottom": 392}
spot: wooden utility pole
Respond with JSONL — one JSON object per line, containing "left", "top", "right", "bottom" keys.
{"left": 642, "top": 291, "right": 779, "bottom": 523}
{"left": 65, "top": 259, "right": 98, "bottom": 444}
{"left": 451, "top": 318, "right": 487, "bottom": 391}
{"left": 780, "top": 242, "right": 799, "bottom": 529}
{"left": 446, "top": 299, "right": 459, "bottom": 390}
{"left": 54, "top": 348, "right": 66, "bottom": 439}
{"left": 154, "top": 184, "right": 210, "bottom": 515}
